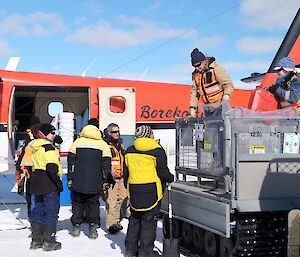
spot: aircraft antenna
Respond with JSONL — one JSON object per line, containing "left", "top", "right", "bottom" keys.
{"left": 138, "top": 68, "right": 149, "bottom": 80}
{"left": 81, "top": 58, "right": 96, "bottom": 77}
{"left": 5, "top": 57, "right": 20, "bottom": 71}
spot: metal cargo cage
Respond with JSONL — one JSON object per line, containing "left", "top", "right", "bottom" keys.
{"left": 175, "top": 107, "right": 300, "bottom": 194}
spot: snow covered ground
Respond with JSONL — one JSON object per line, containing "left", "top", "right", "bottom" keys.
{"left": 0, "top": 201, "right": 174, "bottom": 257}
{"left": 0, "top": 154, "right": 187, "bottom": 257}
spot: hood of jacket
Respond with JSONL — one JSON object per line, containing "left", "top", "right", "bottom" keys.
{"left": 133, "top": 138, "right": 161, "bottom": 152}
{"left": 207, "top": 57, "right": 216, "bottom": 68}
{"left": 80, "top": 125, "right": 102, "bottom": 140}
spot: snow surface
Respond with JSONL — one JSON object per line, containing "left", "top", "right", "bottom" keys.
{"left": 0, "top": 154, "right": 187, "bottom": 257}
{"left": 0, "top": 200, "right": 187, "bottom": 257}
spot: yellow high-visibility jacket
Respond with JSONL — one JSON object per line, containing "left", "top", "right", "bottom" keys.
{"left": 124, "top": 138, "right": 174, "bottom": 211}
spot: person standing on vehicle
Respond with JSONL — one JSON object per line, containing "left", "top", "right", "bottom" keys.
{"left": 124, "top": 125, "right": 174, "bottom": 257}
{"left": 29, "top": 123, "right": 63, "bottom": 251}
{"left": 103, "top": 123, "right": 127, "bottom": 234}
{"left": 268, "top": 56, "right": 300, "bottom": 108}
{"left": 189, "top": 48, "right": 234, "bottom": 117}
{"left": 67, "top": 124, "right": 112, "bottom": 239}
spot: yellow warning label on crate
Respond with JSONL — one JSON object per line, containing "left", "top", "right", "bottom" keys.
{"left": 204, "top": 140, "right": 212, "bottom": 152}
{"left": 249, "top": 146, "right": 265, "bottom": 154}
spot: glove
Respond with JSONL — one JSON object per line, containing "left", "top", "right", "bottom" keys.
{"left": 56, "top": 180, "right": 63, "bottom": 192}
{"left": 17, "top": 178, "right": 25, "bottom": 195}
{"left": 100, "top": 182, "right": 110, "bottom": 201}
{"left": 103, "top": 182, "right": 111, "bottom": 191}
{"left": 268, "top": 84, "right": 279, "bottom": 95}
{"left": 67, "top": 180, "right": 72, "bottom": 189}
{"left": 222, "top": 94, "right": 230, "bottom": 102}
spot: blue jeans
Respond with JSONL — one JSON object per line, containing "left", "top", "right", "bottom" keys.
{"left": 31, "top": 191, "right": 60, "bottom": 228}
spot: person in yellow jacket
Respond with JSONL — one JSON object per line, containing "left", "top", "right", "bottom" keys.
{"left": 124, "top": 125, "right": 174, "bottom": 257}
{"left": 67, "top": 124, "right": 112, "bottom": 239}
{"left": 189, "top": 48, "right": 234, "bottom": 117}
{"left": 103, "top": 123, "right": 128, "bottom": 234}
{"left": 29, "top": 124, "right": 63, "bottom": 251}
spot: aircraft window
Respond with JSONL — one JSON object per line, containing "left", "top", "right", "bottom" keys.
{"left": 109, "top": 96, "right": 126, "bottom": 113}
{"left": 48, "top": 102, "right": 63, "bottom": 117}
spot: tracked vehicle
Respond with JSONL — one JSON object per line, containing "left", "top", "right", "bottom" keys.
{"left": 161, "top": 107, "right": 300, "bottom": 257}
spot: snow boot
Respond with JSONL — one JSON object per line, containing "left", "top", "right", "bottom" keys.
{"left": 71, "top": 224, "right": 81, "bottom": 237}
{"left": 108, "top": 223, "right": 121, "bottom": 234}
{"left": 42, "top": 225, "right": 62, "bottom": 251}
{"left": 124, "top": 250, "right": 137, "bottom": 257}
{"left": 89, "top": 223, "right": 98, "bottom": 239}
{"left": 30, "top": 223, "right": 43, "bottom": 250}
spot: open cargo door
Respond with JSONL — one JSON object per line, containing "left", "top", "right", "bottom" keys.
{"left": 98, "top": 87, "right": 136, "bottom": 148}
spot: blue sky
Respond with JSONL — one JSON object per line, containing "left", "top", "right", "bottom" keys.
{"left": 0, "top": 0, "right": 299, "bottom": 88}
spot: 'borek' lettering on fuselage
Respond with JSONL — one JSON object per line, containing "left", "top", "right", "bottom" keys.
{"left": 140, "top": 105, "right": 189, "bottom": 119}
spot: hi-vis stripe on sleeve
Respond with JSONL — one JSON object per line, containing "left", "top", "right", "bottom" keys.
{"left": 77, "top": 145, "right": 103, "bottom": 150}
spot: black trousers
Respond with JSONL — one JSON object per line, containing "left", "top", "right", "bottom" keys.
{"left": 125, "top": 203, "right": 160, "bottom": 257}
{"left": 71, "top": 191, "right": 100, "bottom": 226}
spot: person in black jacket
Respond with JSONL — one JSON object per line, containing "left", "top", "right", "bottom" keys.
{"left": 67, "top": 124, "right": 112, "bottom": 239}
{"left": 124, "top": 125, "right": 174, "bottom": 257}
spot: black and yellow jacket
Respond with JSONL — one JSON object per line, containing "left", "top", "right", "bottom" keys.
{"left": 124, "top": 138, "right": 174, "bottom": 211}
{"left": 67, "top": 125, "right": 111, "bottom": 194}
{"left": 30, "top": 139, "right": 63, "bottom": 195}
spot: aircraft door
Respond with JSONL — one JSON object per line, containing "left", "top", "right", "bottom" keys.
{"left": 98, "top": 87, "right": 136, "bottom": 148}
{"left": 0, "top": 86, "right": 15, "bottom": 172}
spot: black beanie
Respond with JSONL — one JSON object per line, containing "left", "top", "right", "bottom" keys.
{"left": 191, "top": 48, "right": 206, "bottom": 65}
{"left": 87, "top": 118, "right": 99, "bottom": 128}
{"left": 39, "top": 123, "right": 56, "bottom": 136}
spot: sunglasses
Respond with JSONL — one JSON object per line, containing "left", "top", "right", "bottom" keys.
{"left": 111, "top": 131, "right": 120, "bottom": 134}
{"left": 193, "top": 63, "right": 201, "bottom": 68}
{"left": 50, "top": 131, "right": 56, "bottom": 135}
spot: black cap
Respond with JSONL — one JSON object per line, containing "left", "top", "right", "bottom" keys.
{"left": 87, "top": 118, "right": 99, "bottom": 128}
{"left": 39, "top": 123, "right": 56, "bottom": 136}
{"left": 191, "top": 48, "right": 206, "bottom": 65}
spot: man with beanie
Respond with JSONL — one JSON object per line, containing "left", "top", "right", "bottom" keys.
{"left": 190, "top": 48, "right": 234, "bottom": 117}
{"left": 103, "top": 123, "right": 127, "bottom": 234}
{"left": 268, "top": 56, "right": 300, "bottom": 109}
{"left": 67, "top": 124, "right": 111, "bottom": 239}
{"left": 124, "top": 125, "right": 174, "bottom": 257}
{"left": 29, "top": 123, "right": 63, "bottom": 251}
